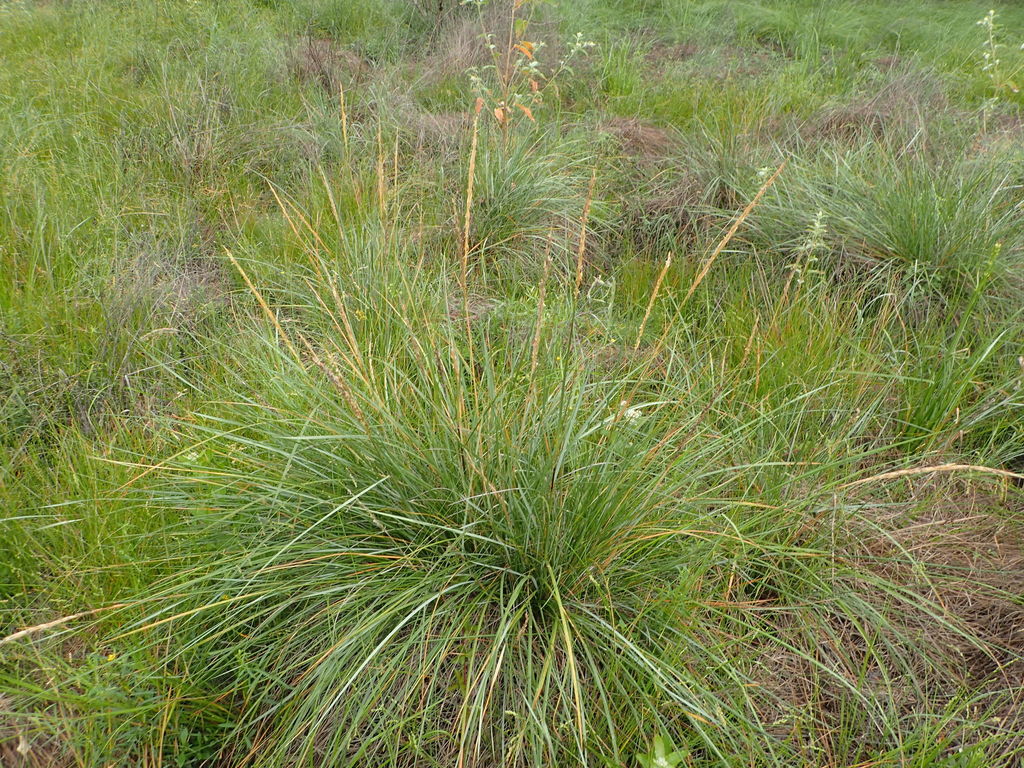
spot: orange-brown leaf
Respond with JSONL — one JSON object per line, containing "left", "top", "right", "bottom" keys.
{"left": 516, "top": 103, "right": 535, "bottom": 122}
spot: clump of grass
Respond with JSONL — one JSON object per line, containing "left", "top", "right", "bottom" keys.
{"left": 752, "top": 144, "right": 1024, "bottom": 303}
{"left": 16, "top": 226, "right": 1002, "bottom": 766}
{"left": 4, "top": 0, "right": 1024, "bottom": 765}
{"left": 465, "top": 130, "right": 609, "bottom": 282}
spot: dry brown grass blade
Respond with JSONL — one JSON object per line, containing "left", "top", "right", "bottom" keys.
{"left": 640, "top": 162, "right": 786, "bottom": 368}
{"left": 265, "top": 180, "right": 330, "bottom": 256}
{"left": 295, "top": 329, "right": 367, "bottom": 427}
{"left": 226, "top": 250, "right": 303, "bottom": 365}
{"left": 683, "top": 161, "right": 786, "bottom": 303}
{"left": 339, "top": 81, "right": 349, "bottom": 150}
{"left": 841, "top": 462, "right": 1024, "bottom": 489}
{"left": 462, "top": 101, "right": 482, "bottom": 300}
{"left": 460, "top": 100, "right": 483, "bottom": 398}
{"left": 1, "top": 604, "right": 128, "bottom": 645}
{"left": 634, "top": 251, "right": 672, "bottom": 352}
{"left": 574, "top": 168, "right": 598, "bottom": 298}
{"left": 317, "top": 164, "right": 344, "bottom": 250}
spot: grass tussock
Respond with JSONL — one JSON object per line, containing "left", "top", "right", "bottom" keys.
{"left": 2, "top": 0, "right": 1024, "bottom": 766}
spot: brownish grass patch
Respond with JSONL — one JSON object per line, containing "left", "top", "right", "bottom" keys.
{"left": 805, "top": 70, "right": 949, "bottom": 143}
{"left": 602, "top": 117, "right": 679, "bottom": 161}
{"left": 286, "top": 36, "right": 366, "bottom": 92}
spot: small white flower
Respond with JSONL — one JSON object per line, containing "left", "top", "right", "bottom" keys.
{"left": 603, "top": 401, "right": 644, "bottom": 425}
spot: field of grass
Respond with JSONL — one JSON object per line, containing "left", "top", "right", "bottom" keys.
{"left": 2, "top": 0, "right": 1024, "bottom": 765}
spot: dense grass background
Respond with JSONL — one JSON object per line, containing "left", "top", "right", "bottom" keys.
{"left": 2, "top": 0, "right": 1023, "bottom": 766}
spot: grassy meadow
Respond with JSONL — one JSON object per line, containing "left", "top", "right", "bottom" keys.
{"left": 2, "top": 0, "right": 1024, "bottom": 765}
